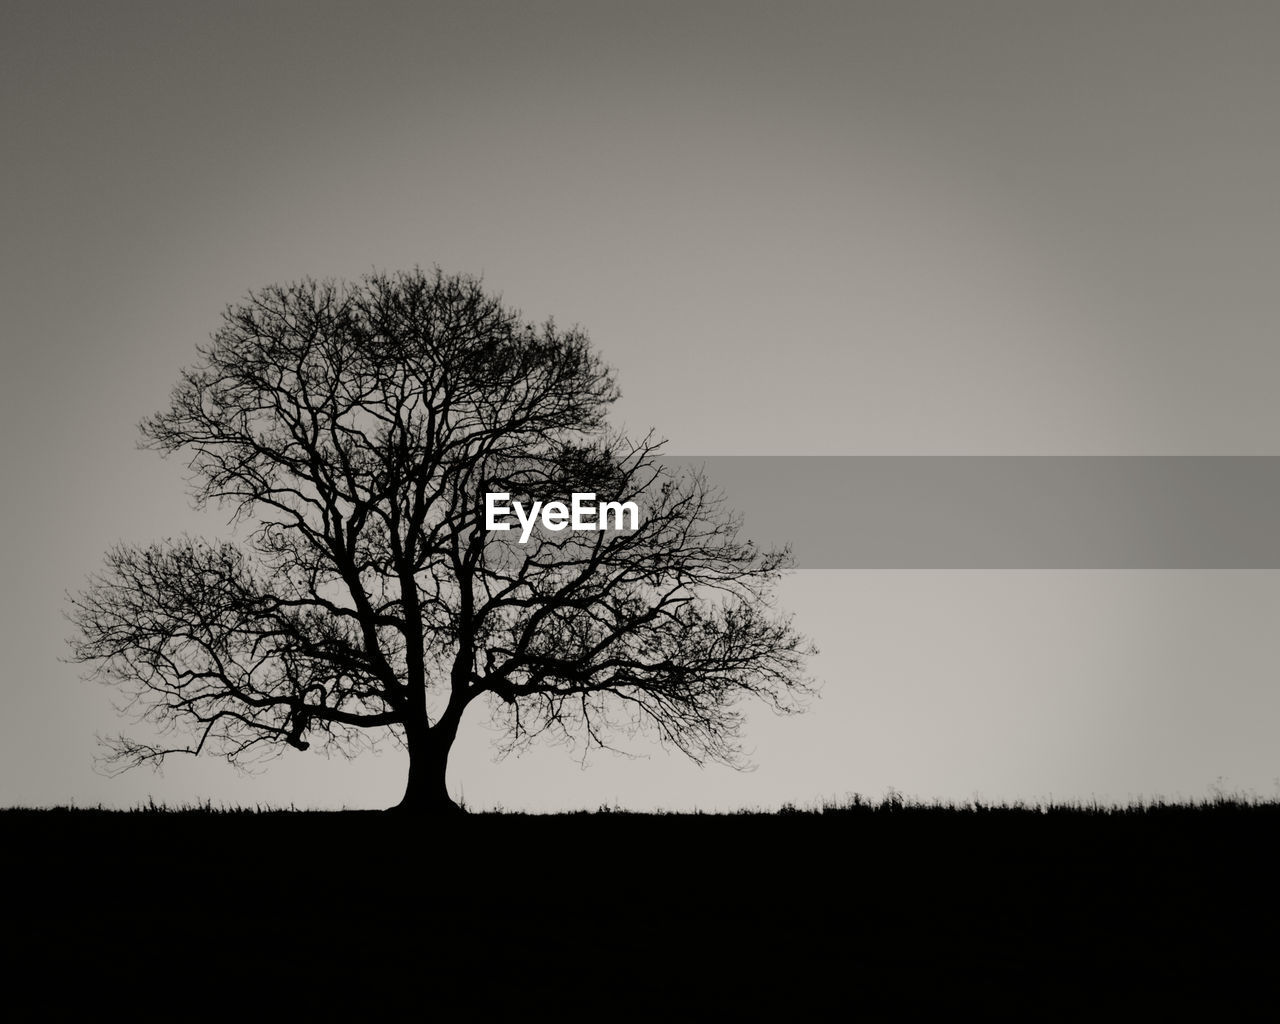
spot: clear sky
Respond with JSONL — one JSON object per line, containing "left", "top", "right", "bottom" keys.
{"left": 4, "top": 1, "right": 1280, "bottom": 810}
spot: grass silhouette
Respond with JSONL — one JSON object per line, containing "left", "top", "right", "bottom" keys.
{"left": 5, "top": 793, "right": 1276, "bottom": 1010}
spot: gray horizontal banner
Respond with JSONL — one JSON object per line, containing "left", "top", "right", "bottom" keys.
{"left": 658, "top": 457, "right": 1280, "bottom": 569}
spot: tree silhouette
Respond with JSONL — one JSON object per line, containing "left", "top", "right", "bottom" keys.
{"left": 67, "top": 268, "right": 816, "bottom": 813}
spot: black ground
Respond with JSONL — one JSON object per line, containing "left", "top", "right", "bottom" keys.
{"left": 4, "top": 800, "right": 1277, "bottom": 1013}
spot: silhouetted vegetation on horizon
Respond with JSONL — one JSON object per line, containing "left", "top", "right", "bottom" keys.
{"left": 6, "top": 787, "right": 1277, "bottom": 1010}
{"left": 6, "top": 789, "right": 1279, "bottom": 817}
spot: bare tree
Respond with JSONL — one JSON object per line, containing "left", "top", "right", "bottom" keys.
{"left": 67, "top": 268, "right": 817, "bottom": 813}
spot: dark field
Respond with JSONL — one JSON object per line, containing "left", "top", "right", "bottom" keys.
{"left": 5, "top": 797, "right": 1277, "bottom": 1011}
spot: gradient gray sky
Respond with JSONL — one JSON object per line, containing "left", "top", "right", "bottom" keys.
{"left": 4, "top": 1, "right": 1280, "bottom": 810}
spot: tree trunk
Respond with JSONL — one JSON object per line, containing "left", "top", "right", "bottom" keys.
{"left": 393, "top": 715, "right": 464, "bottom": 815}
